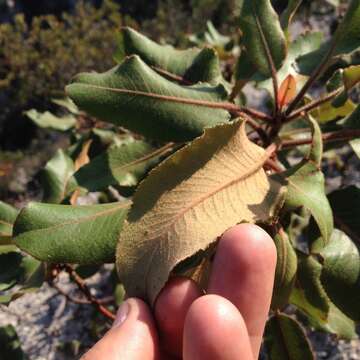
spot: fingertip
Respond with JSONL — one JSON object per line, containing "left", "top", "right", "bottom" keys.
{"left": 155, "top": 277, "right": 201, "bottom": 357}
{"left": 183, "top": 295, "right": 253, "bottom": 360}
{"left": 82, "top": 298, "right": 160, "bottom": 360}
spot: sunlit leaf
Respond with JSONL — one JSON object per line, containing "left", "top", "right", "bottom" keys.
{"left": 25, "top": 109, "right": 76, "bottom": 131}
{"left": 14, "top": 201, "right": 131, "bottom": 264}
{"left": 278, "top": 74, "right": 297, "bottom": 109}
{"left": 66, "top": 56, "right": 230, "bottom": 142}
{"left": 0, "top": 202, "right": 18, "bottom": 237}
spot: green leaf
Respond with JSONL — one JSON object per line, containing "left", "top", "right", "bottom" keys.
{"left": 255, "top": 32, "right": 323, "bottom": 93}
{"left": 0, "top": 325, "right": 27, "bottom": 360}
{"left": 0, "top": 202, "right": 18, "bottom": 237}
{"left": 319, "top": 229, "right": 360, "bottom": 321}
{"left": 116, "top": 120, "right": 285, "bottom": 304}
{"left": 66, "top": 56, "right": 230, "bottom": 142}
{"left": 280, "top": 0, "right": 303, "bottom": 34}
{"left": 283, "top": 116, "right": 333, "bottom": 245}
{"left": 40, "top": 149, "right": 75, "bottom": 204}
{"left": 71, "top": 141, "right": 173, "bottom": 192}
{"left": 290, "top": 251, "right": 356, "bottom": 339}
{"left": 236, "top": 0, "right": 287, "bottom": 76}
{"left": 121, "top": 27, "right": 223, "bottom": 85}
{"left": 271, "top": 228, "right": 297, "bottom": 310}
{"left": 14, "top": 201, "right": 131, "bottom": 264}
{"left": 0, "top": 250, "right": 40, "bottom": 292}
{"left": 328, "top": 185, "right": 360, "bottom": 241}
{"left": 264, "top": 313, "right": 314, "bottom": 360}
{"left": 342, "top": 104, "right": 360, "bottom": 129}
{"left": 25, "top": 109, "right": 76, "bottom": 131}
{"left": 297, "top": 0, "right": 360, "bottom": 75}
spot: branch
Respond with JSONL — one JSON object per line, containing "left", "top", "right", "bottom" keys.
{"left": 63, "top": 265, "right": 116, "bottom": 321}
{"left": 285, "top": 88, "right": 343, "bottom": 122}
{"left": 281, "top": 129, "right": 360, "bottom": 149}
{"left": 284, "top": 40, "right": 338, "bottom": 116}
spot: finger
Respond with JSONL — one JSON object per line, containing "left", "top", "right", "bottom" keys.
{"left": 207, "top": 224, "right": 277, "bottom": 358}
{"left": 154, "top": 277, "right": 201, "bottom": 358}
{"left": 183, "top": 294, "right": 253, "bottom": 360}
{"left": 81, "top": 298, "right": 160, "bottom": 360}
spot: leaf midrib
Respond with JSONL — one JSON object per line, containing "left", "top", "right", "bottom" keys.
{"left": 69, "top": 83, "right": 234, "bottom": 111}
{"left": 16, "top": 202, "right": 131, "bottom": 238}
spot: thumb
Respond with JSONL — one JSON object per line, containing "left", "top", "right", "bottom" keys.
{"left": 81, "top": 298, "right": 160, "bottom": 360}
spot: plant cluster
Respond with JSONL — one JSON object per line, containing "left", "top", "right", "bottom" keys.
{"left": 1, "top": 0, "right": 360, "bottom": 358}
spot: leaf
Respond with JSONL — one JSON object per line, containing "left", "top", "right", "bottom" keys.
{"left": 74, "top": 139, "right": 92, "bottom": 171}
{"left": 39, "top": 149, "right": 75, "bottom": 204}
{"left": 278, "top": 74, "right": 297, "bottom": 109}
{"left": 121, "top": 27, "right": 223, "bottom": 84}
{"left": 0, "top": 250, "right": 40, "bottom": 292}
{"left": 0, "top": 325, "right": 27, "bottom": 360}
{"left": 51, "top": 97, "right": 79, "bottom": 114}
{"left": 297, "top": 0, "right": 360, "bottom": 75}
{"left": 116, "top": 120, "right": 286, "bottom": 304}
{"left": 72, "top": 141, "right": 173, "bottom": 192}
{"left": 282, "top": 116, "right": 333, "bottom": 245}
{"left": 66, "top": 56, "right": 230, "bottom": 142}
{"left": 350, "top": 138, "right": 360, "bottom": 158}
{"left": 311, "top": 98, "right": 356, "bottom": 123}
{"left": 236, "top": 0, "right": 287, "bottom": 76}
{"left": 25, "top": 109, "right": 76, "bottom": 131}
{"left": 14, "top": 201, "right": 131, "bottom": 264}
{"left": 319, "top": 229, "right": 360, "bottom": 321}
{"left": 342, "top": 103, "right": 360, "bottom": 129}
{"left": 271, "top": 227, "right": 297, "bottom": 309}
{"left": 290, "top": 251, "right": 356, "bottom": 339}
{"left": 343, "top": 64, "right": 360, "bottom": 90}
{"left": 280, "top": 0, "right": 303, "bottom": 34}
{"left": 264, "top": 313, "right": 314, "bottom": 360}
{"left": 255, "top": 32, "right": 323, "bottom": 93}
{"left": 328, "top": 185, "right": 360, "bottom": 243}
{"left": 0, "top": 201, "right": 18, "bottom": 236}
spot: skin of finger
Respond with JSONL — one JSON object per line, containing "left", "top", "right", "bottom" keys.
{"left": 183, "top": 294, "right": 253, "bottom": 360}
{"left": 81, "top": 298, "right": 160, "bottom": 360}
{"left": 154, "top": 277, "right": 202, "bottom": 358}
{"left": 207, "top": 224, "right": 277, "bottom": 358}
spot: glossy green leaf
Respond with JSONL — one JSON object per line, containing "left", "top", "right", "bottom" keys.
{"left": 66, "top": 56, "right": 230, "bottom": 142}
{"left": 121, "top": 27, "right": 223, "bottom": 84}
{"left": 0, "top": 201, "right": 18, "bottom": 237}
{"left": 283, "top": 116, "right": 333, "bottom": 245}
{"left": 297, "top": 0, "right": 360, "bottom": 75}
{"left": 319, "top": 229, "right": 360, "bottom": 321}
{"left": 271, "top": 228, "right": 297, "bottom": 309}
{"left": 71, "top": 141, "right": 173, "bottom": 192}
{"left": 40, "top": 149, "right": 75, "bottom": 204}
{"left": 14, "top": 201, "right": 131, "bottom": 264}
{"left": 290, "top": 252, "right": 356, "bottom": 339}
{"left": 236, "top": 0, "right": 287, "bottom": 76}
{"left": 25, "top": 109, "right": 76, "bottom": 131}
{"left": 264, "top": 313, "right": 314, "bottom": 360}
{"left": 0, "top": 325, "right": 27, "bottom": 360}
{"left": 328, "top": 185, "right": 360, "bottom": 240}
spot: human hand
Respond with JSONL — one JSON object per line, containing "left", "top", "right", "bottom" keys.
{"left": 82, "top": 224, "right": 277, "bottom": 360}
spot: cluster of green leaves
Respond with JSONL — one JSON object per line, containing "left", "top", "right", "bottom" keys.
{"left": 1, "top": 0, "right": 360, "bottom": 358}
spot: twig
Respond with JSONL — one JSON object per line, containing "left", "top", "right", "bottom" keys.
{"left": 284, "top": 40, "right": 338, "bottom": 116}
{"left": 281, "top": 129, "right": 360, "bottom": 149}
{"left": 63, "top": 265, "right": 116, "bottom": 321}
{"left": 285, "top": 88, "right": 343, "bottom": 122}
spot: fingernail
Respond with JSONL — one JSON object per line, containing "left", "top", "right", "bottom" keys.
{"left": 112, "top": 301, "right": 130, "bottom": 328}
